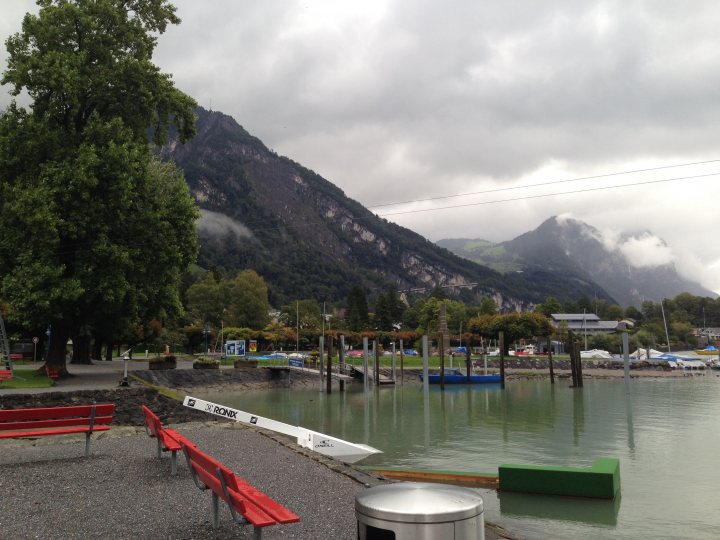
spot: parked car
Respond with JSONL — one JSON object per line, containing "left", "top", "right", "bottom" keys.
{"left": 267, "top": 352, "right": 288, "bottom": 359}
{"left": 288, "top": 352, "right": 309, "bottom": 360}
{"left": 347, "top": 350, "right": 364, "bottom": 358}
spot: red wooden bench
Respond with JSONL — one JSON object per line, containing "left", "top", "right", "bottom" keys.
{"left": 0, "top": 370, "right": 13, "bottom": 381}
{"left": 182, "top": 443, "right": 300, "bottom": 538}
{"left": 44, "top": 365, "right": 60, "bottom": 380}
{"left": 141, "top": 405, "right": 195, "bottom": 475}
{"left": 0, "top": 403, "right": 114, "bottom": 457}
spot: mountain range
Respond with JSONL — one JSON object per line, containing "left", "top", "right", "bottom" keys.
{"left": 161, "top": 108, "right": 616, "bottom": 308}
{"left": 437, "top": 216, "right": 716, "bottom": 307}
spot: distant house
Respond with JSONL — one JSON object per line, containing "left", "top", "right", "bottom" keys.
{"left": 550, "top": 313, "right": 620, "bottom": 335}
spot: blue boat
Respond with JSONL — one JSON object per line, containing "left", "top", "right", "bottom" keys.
{"left": 419, "top": 368, "right": 501, "bottom": 384}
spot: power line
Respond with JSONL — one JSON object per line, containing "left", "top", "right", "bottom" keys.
{"left": 367, "top": 159, "right": 720, "bottom": 209}
{"left": 377, "top": 173, "right": 720, "bottom": 217}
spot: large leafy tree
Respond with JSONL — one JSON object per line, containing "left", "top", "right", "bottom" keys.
{"left": 468, "top": 312, "right": 553, "bottom": 355}
{"left": 185, "top": 269, "right": 271, "bottom": 330}
{"left": 0, "top": 0, "right": 197, "bottom": 371}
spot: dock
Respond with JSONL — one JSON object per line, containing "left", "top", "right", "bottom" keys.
{"left": 351, "top": 365, "right": 396, "bottom": 385}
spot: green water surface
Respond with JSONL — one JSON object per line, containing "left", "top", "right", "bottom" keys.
{"left": 200, "top": 375, "right": 720, "bottom": 540}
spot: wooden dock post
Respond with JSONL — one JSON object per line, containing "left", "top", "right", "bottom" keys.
{"left": 547, "top": 336, "right": 555, "bottom": 385}
{"left": 339, "top": 335, "right": 345, "bottom": 392}
{"left": 575, "top": 341, "right": 584, "bottom": 388}
{"left": 373, "top": 339, "right": 379, "bottom": 387}
{"left": 363, "top": 337, "right": 369, "bottom": 393}
{"left": 439, "top": 334, "right": 445, "bottom": 390}
{"left": 568, "top": 332, "right": 578, "bottom": 387}
{"left": 499, "top": 331, "right": 506, "bottom": 389}
{"left": 465, "top": 343, "right": 472, "bottom": 384}
{"left": 399, "top": 339, "right": 404, "bottom": 385}
{"left": 326, "top": 335, "right": 333, "bottom": 394}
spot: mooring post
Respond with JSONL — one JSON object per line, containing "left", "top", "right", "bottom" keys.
{"left": 547, "top": 335, "right": 555, "bottom": 385}
{"left": 399, "top": 339, "right": 404, "bottom": 385}
{"left": 319, "top": 335, "right": 324, "bottom": 390}
{"left": 391, "top": 341, "right": 396, "bottom": 382}
{"left": 575, "top": 341, "right": 584, "bottom": 387}
{"left": 422, "top": 335, "right": 429, "bottom": 396}
{"left": 568, "top": 332, "right": 578, "bottom": 387}
{"left": 339, "top": 335, "right": 346, "bottom": 392}
{"left": 326, "top": 335, "right": 333, "bottom": 394}
{"left": 373, "top": 339, "right": 379, "bottom": 386}
{"left": 439, "top": 334, "right": 445, "bottom": 390}
{"left": 623, "top": 331, "right": 630, "bottom": 392}
{"left": 363, "top": 337, "right": 369, "bottom": 393}
{"left": 465, "top": 343, "right": 472, "bottom": 384}
{"left": 499, "top": 331, "right": 506, "bottom": 389}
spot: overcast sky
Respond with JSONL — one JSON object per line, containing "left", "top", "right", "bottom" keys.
{"left": 2, "top": 1, "right": 720, "bottom": 294}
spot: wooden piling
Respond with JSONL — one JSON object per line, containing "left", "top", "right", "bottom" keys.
{"left": 499, "top": 331, "right": 506, "bottom": 389}
{"left": 465, "top": 344, "right": 472, "bottom": 384}
{"left": 326, "top": 335, "right": 333, "bottom": 394}
{"left": 439, "top": 334, "right": 445, "bottom": 390}
{"left": 547, "top": 336, "right": 555, "bottom": 385}
{"left": 373, "top": 339, "right": 379, "bottom": 387}
{"left": 399, "top": 339, "right": 404, "bottom": 385}
{"left": 568, "top": 332, "right": 578, "bottom": 387}
{"left": 575, "top": 342, "right": 584, "bottom": 388}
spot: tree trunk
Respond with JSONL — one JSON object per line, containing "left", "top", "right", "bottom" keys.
{"left": 43, "top": 325, "right": 70, "bottom": 376}
{"left": 92, "top": 338, "right": 103, "bottom": 361}
{"left": 71, "top": 334, "right": 92, "bottom": 364}
{"left": 105, "top": 341, "right": 114, "bottom": 362}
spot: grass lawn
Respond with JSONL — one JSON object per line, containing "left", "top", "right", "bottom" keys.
{"left": 0, "top": 368, "right": 55, "bottom": 389}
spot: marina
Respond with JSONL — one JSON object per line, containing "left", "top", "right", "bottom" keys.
{"left": 201, "top": 375, "right": 720, "bottom": 539}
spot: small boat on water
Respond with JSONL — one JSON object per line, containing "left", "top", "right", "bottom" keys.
{"left": 695, "top": 345, "right": 718, "bottom": 356}
{"left": 419, "top": 368, "right": 501, "bottom": 384}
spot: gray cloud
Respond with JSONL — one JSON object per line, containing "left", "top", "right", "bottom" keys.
{"left": 2, "top": 0, "right": 720, "bottom": 293}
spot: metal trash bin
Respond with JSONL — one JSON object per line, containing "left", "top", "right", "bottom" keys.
{"left": 355, "top": 482, "right": 484, "bottom": 540}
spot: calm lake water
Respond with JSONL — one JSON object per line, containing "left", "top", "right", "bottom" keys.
{"left": 201, "top": 374, "right": 720, "bottom": 540}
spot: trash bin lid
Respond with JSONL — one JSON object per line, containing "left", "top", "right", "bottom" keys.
{"left": 355, "top": 482, "right": 484, "bottom": 524}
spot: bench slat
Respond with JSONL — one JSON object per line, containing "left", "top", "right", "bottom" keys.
{"left": 183, "top": 443, "right": 299, "bottom": 529}
{"left": 0, "top": 425, "right": 110, "bottom": 439}
{"left": 0, "top": 404, "right": 115, "bottom": 422}
{"left": 231, "top": 476, "right": 301, "bottom": 524}
{"left": 190, "top": 461, "right": 277, "bottom": 528}
{"left": 0, "top": 370, "right": 12, "bottom": 380}
{"left": 0, "top": 416, "right": 114, "bottom": 431}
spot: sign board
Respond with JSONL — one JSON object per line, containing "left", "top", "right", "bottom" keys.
{"left": 249, "top": 340, "right": 257, "bottom": 353}
{"left": 225, "top": 340, "right": 246, "bottom": 357}
{"left": 32, "top": 336, "right": 39, "bottom": 344}
{"left": 289, "top": 359, "right": 304, "bottom": 368}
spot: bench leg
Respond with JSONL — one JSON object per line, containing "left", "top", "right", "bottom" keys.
{"left": 212, "top": 492, "right": 219, "bottom": 528}
{"left": 171, "top": 450, "right": 177, "bottom": 476}
{"left": 157, "top": 439, "right": 162, "bottom": 459}
{"left": 85, "top": 433, "right": 91, "bottom": 457}
{"left": 253, "top": 526, "right": 262, "bottom": 539}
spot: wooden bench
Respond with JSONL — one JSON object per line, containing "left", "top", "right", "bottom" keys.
{"left": 0, "top": 370, "right": 13, "bottom": 381}
{"left": 141, "top": 405, "right": 195, "bottom": 475}
{"left": 0, "top": 403, "right": 114, "bottom": 457}
{"left": 44, "top": 365, "right": 60, "bottom": 380}
{"left": 182, "top": 443, "right": 300, "bottom": 538}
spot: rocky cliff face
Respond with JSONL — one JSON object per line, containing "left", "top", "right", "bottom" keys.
{"left": 439, "top": 216, "right": 715, "bottom": 306}
{"left": 162, "top": 109, "right": 604, "bottom": 307}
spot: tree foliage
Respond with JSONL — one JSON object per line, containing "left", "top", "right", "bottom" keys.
{"left": 0, "top": 0, "right": 198, "bottom": 368}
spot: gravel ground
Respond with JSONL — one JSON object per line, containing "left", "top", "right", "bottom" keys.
{"left": 0, "top": 422, "right": 373, "bottom": 539}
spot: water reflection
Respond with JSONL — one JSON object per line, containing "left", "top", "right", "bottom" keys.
{"left": 202, "top": 378, "right": 720, "bottom": 540}
{"left": 499, "top": 491, "right": 621, "bottom": 526}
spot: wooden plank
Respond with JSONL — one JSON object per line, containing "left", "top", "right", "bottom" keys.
{"left": 369, "top": 468, "right": 499, "bottom": 489}
{"left": 0, "top": 426, "right": 110, "bottom": 439}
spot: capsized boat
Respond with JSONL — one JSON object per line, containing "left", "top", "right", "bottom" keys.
{"left": 419, "top": 368, "right": 501, "bottom": 384}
